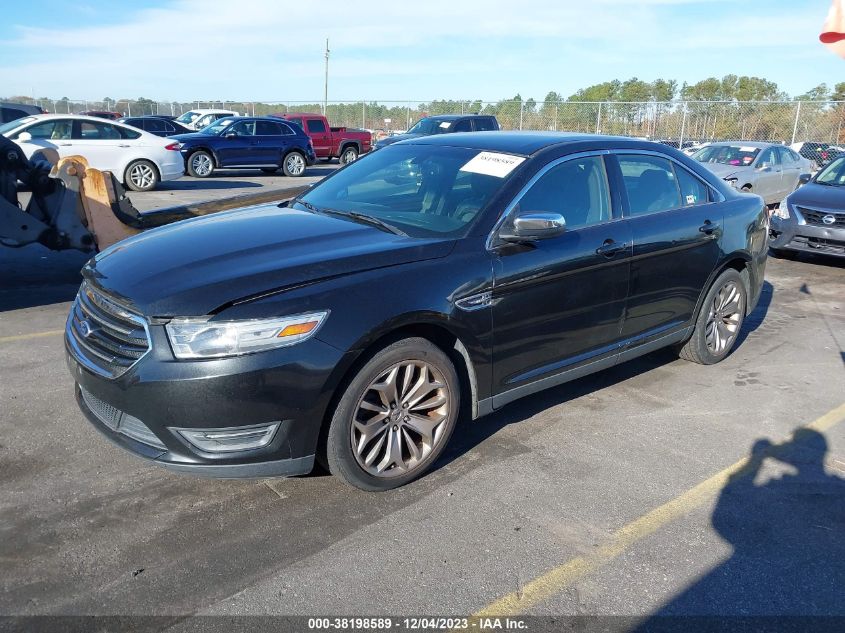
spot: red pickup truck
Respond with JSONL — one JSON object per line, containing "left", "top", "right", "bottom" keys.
{"left": 272, "top": 113, "right": 372, "bottom": 165}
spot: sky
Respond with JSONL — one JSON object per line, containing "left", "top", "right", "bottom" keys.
{"left": 0, "top": 0, "right": 841, "bottom": 103}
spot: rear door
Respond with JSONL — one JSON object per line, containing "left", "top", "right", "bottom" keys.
{"left": 71, "top": 120, "right": 130, "bottom": 171}
{"left": 776, "top": 146, "right": 802, "bottom": 196}
{"left": 305, "top": 117, "right": 331, "bottom": 158}
{"left": 491, "top": 152, "right": 631, "bottom": 403}
{"left": 611, "top": 152, "right": 722, "bottom": 347}
{"left": 253, "top": 119, "right": 291, "bottom": 166}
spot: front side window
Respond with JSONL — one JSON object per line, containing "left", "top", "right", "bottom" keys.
{"left": 757, "top": 148, "right": 780, "bottom": 167}
{"left": 229, "top": 120, "right": 255, "bottom": 136}
{"left": 299, "top": 145, "right": 517, "bottom": 238}
{"left": 306, "top": 119, "right": 327, "bottom": 133}
{"left": 21, "top": 119, "right": 71, "bottom": 140}
{"left": 618, "top": 155, "right": 682, "bottom": 216}
{"left": 515, "top": 155, "right": 611, "bottom": 230}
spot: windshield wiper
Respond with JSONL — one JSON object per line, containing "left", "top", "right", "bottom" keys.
{"left": 290, "top": 200, "right": 407, "bottom": 236}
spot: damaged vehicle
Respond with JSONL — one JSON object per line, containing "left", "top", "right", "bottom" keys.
{"left": 66, "top": 133, "right": 768, "bottom": 491}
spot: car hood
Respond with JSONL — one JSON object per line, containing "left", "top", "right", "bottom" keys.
{"left": 376, "top": 133, "right": 424, "bottom": 147}
{"left": 83, "top": 205, "right": 455, "bottom": 316}
{"left": 787, "top": 182, "right": 845, "bottom": 209}
{"left": 696, "top": 162, "right": 750, "bottom": 180}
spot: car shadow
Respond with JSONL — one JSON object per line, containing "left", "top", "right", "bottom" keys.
{"left": 631, "top": 427, "right": 845, "bottom": 629}
{"left": 770, "top": 248, "right": 845, "bottom": 269}
{"left": 734, "top": 279, "right": 773, "bottom": 348}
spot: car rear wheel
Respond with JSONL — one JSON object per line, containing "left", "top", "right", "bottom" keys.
{"left": 187, "top": 151, "right": 214, "bottom": 178}
{"left": 124, "top": 160, "right": 159, "bottom": 192}
{"left": 339, "top": 146, "right": 359, "bottom": 165}
{"left": 324, "top": 337, "right": 460, "bottom": 491}
{"left": 678, "top": 269, "right": 747, "bottom": 365}
{"left": 283, "top": 152, "right": 307, "bottom": 177}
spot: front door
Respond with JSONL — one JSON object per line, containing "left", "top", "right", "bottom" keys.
{"left": 14, "top": 118, "right": 74, "bottom": 160}
{"left": 216, "top": 119, "right": 256, "bottom": 166}
{"left": 491, "top": 153, "right": 631, "bottom": 403}
{"left": 305, "top": 118, "right": 331, "bottom": 158}
{"left": 612, "top": 153, "right": 722, "bottom": 345}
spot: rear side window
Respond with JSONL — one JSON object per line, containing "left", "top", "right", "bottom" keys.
{"left": 474, "top": 117, "right": 497, "bottom": 131}
{"left": 144, "top": 119, "right": 166, "bottom": 133}
{"left": 516, "top": 155, "right": 611, "bottom": 230}
{"left": 306, "top": 119, "right": 327, "bottom": 133}
{"left": 288, "top": 118, "right": 304, "bottom": 130}
{"left": 673, "top": 165, "right": 710, "bottom": 206}
{"left": 75, "top": 121, "right": 123, "bottom": 140}
{"left": 255, "top": 120, "right": 284, "bottom": 136}
{"left": 618, "top": 155, "right": 682, "bottom": 216}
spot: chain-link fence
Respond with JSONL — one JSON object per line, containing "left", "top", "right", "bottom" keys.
{"left": 6, "top": 97, "right": 845, "bottom": 145}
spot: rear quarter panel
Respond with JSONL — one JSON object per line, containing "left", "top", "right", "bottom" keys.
{"left": 719, "top": 192, "right": 768, "bottom": 312}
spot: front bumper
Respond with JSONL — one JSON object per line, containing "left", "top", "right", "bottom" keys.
{"left": 769, "top": 215, "right": 845, "bottom": 257}
{"left": 65, "top": 323, "right": 344, "bottom": 478}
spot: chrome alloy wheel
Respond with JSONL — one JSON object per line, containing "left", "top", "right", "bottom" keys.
{"left": 128, "top": 163, "right": 155, "bottom": 189}
{"left": 705, "top": 280, "right": 744, "bottom": 354}
{"left": 190, "top": 153, "right": 213, "bottom": 177}
{"left": 351, "top": 361, "right": 450, "bottom": 477}
{"left": 341, "top": 148, "right": 357, "bottom": 164}
{"left": 285, "top": 153, "right": 306, "bottom": 175}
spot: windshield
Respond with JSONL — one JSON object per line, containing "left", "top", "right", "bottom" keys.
{"left": 815, "top": 156, "right": 845, "bottom": 185}
{"left": 200, "top": 118, "right": 235, "bottom": 135}
{"left": 175, "top": 111, "right": 200, "bottom": 124}
{"left": 692, "top": 145, "right": 760, "bottom": 167}
{"left": 406, "top": 118, "right": 453, "bottom": 135}
{"left": 0, "top": 117, "right": 35, "bottom": 136}
{"left": 298, "top": 145, "right": 518, "bottom": 238}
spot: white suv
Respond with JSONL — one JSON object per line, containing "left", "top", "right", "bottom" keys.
{"left": 173, "top": 109, "right": 239, "bottom": 131}
{"left": 0, "top": 114, "right": 184, "bottom": 191}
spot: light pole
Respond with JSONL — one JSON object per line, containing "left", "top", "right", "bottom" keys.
{"left": 324, "top": 38, "right": 330, "bottom": 115}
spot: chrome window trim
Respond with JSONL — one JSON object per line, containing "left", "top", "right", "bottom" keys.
{"left": 486, "top": 149, "right": 611, "bottom": 251}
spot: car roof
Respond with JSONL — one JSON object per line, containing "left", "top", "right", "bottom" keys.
{"left": 186, "top": 109, "right": 236, "bottom": 114}
{"left": 705, "top": 141, "right": 782, "bottom": 149}
{"left": 424, "top": 114, "right": 491, "bottom": 121}
{"left": 398, "top": 131, "right": 666, "bottom": 155}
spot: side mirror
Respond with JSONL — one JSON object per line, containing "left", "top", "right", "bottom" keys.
{"left": 225, "top": 132, "right": 237, "bottom": 138}
{"left": 758, "top": 162, "right": 772, "bottom": 171}
{"left": 798, "top": 173, "right": 812, "bottom": 185}
{"left": 16, "top": 131, "right": 32, "bottom": 142}
{"left": 499, "top": 213, "right": 566, "bottom": 242}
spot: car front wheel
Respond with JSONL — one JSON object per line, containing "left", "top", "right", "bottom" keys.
{"left": 678, "top": 268, "right": 747, "bottom": 365}
{"left": 324, "top": 337, "right": 460, "bottom": 491}
{"left": 124, "top": 160, "right": 159, "bottom": 192}
{"left": 187, "top": 151, "right": 214, "bottom": 178}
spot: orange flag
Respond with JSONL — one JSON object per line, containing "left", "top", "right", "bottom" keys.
{"left": 821, "top": 0, "right": 845, "bottom": 57}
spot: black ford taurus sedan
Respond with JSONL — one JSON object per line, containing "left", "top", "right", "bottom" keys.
{"left": 65, "top": 132, "right": 767, "bottom": 490}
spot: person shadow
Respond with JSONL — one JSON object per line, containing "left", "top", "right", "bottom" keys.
{"left": 635, "top": 428, "right": 845, "bottom": 632}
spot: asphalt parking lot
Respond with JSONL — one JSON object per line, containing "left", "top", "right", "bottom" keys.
{"left": 1, "top": 179, "right": 843, "bottom": 629}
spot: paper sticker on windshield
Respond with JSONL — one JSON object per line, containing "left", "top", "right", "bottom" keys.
{"left": 439, "top": 121, "right": 451, "bottom": 129}
{"left": 460, "top": 152, "right": 526, "bottom": 178}
{"left": 739, "top": 146, "right": 756, "bottom": 152}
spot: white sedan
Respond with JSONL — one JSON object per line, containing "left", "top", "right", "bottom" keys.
{"left": 0, "top": 114, "right": 184, "bottom": 191}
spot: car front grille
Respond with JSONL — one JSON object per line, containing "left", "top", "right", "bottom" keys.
{"left": 67, "top": 282, "right": 151, "bottom": 379}
{"left": 80, "top": 387, "right": 166, "bottom": 450}
{"left": 797, "top": 207, "right": 845, "bottom": 228}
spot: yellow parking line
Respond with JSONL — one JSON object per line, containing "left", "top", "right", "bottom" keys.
{"left": 0, "top": 329, "right": 64, "bottom": 344}
{"left": 474, "top": 402, "right": 845, "bottom": 617}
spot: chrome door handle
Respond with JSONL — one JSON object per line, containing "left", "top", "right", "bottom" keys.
{"left": 595, "top": 240, "right": 628, "bottom": 257}
{"left": 118, "top": 144, "right": 131, "bottom": 148}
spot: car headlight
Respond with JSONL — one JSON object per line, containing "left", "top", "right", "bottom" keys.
{"left": 165, "top": 311, "right": 328, "bottom": 359}
{"left": 724, "top": 177, "right": 739, "bottom": 188}
{"left": 773, "top": 199, "right": 790, "bottom": 220}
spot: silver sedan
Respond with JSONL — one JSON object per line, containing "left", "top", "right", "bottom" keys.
{"left": 692, "top": 142, "right": 813, "bottom": 205}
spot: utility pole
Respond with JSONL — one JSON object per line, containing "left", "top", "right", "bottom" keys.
{"left": 323, "top": 38, "right": 330, "bottom": 116}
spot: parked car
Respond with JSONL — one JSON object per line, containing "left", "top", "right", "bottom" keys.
{"left": 374, "top": 114, "right": 499, "bottom": 149}
{"left": 1, "top": 102, "right": 45, "bottom": 124}
{"left": 0, "top": 114, "right": 183, "bottom": 191}
{"left": 65, "top": 132, "right": 767, "bottom": 490}
{"left": 272, "top": 113, "right": 372, "bottom": 165}
{"left": 692, "top": 141, "right": 812, "bottom": 205}
{"left": 78, "top": 111, "right": 122, "bottom": 120}
{"left": 769, "top": 155, "right": 845, "bottom": 258}
{"left": 790, "top": 141, "right": 844, "bottom": 171}
{"left": 171, "top": 116, "right": 316, "bottom": 178}
{"left": 144, "top": 114, "right": 177, "bottom": 121}
{"left": 173, "top": 109, "right": 238, "bottom": 131}
{"left": 118, "top": 116, "right": 192, "bottom": 137}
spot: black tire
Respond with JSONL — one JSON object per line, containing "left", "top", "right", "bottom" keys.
{"left": 260, "top": 167, "right": 279, "bottom": 174}
{"left": 339, "top": 146, "right": 359, "bottom": 166}
{"left": 678, "top": 268, "right": 747, "bottom": 365}
{"left": 741, "top": 185, "right": 752, "bottom": 193}
{"left": 324, "top": 337, "right": 460, "bottom": 491}
{"left": 282, "top": 151, "right": 307, "bottom": 177}
{"left": 186, "top": 150, "right": 214, "bottom": 178}
{"left": 123, "top": 160, "right": 159, "bottom": 192}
